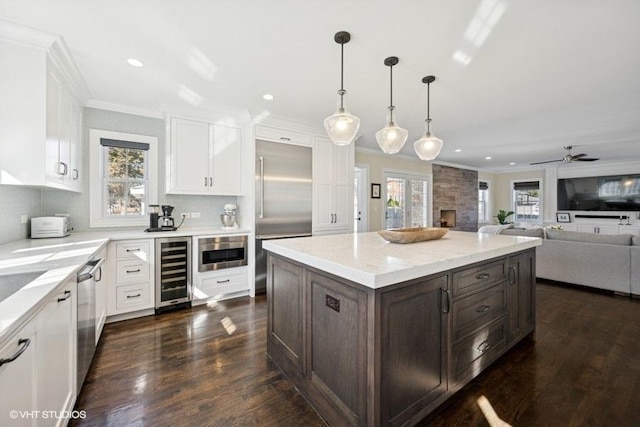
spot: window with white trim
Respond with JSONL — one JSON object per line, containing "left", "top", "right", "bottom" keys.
{"left": 382, "top": 171, "right": 432, "bottom": 229}
{"left": 90, "top": 129, "right": 158, "bottom": 228}
{"left": 512, "top": 180, "right": 542, "bottom": 223}
{"left": 478, "top": 180, "right": 490, "bottom": 224}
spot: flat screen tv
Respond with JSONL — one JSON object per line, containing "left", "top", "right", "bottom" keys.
{"left": 557, "top": 174, "right": 640, "bottom": 211}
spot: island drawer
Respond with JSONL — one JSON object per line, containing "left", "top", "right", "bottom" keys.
{"left": 452, "top": 283, "right": 507, "bottom": 342}
{"left": 452, "top": 318, "right": 507, "bottom": 383}
{"left": 115, "top": 240, "right": 152, "bottom": 260}
{"left": 452, "top": 259, "right": 507, "bottom": 298}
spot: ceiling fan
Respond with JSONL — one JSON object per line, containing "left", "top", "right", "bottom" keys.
{"left": 530, "top": 145, "right": 600, "bottom": 165}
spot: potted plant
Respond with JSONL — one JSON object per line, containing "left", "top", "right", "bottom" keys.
{"left": 495, "top": 209, "right": 514, "bottom": 225}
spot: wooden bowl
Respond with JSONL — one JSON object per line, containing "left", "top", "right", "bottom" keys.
{"left": 377, "top": 227, "right": 449, "bottom": 244}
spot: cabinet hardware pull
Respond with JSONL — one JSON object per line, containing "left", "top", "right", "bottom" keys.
{"left": 0, "top": 338, "right": 31, "bottom": 367}
{"left": 57, "top": 290, "right": 72, "bottom": 302}
{"left": 477, "top": 340, "right": 491, "bottom": 353}
{"left": 442, "top": 288, "right": 451, "bottom": 314}
{"left": 126, "top": 269, "right": 141, "bottom": 273}
{"left": 204, "top": 176, "right": 208, "bottom": 186}
{"left": 126, "top": 294, "right": 142, "bottom": 299}
{"left": 57, "top": 162, "right": 69, "bottom": 176}
{"left": 210, "top": 177, "right": 213, "bottom": 186}
{"left": 280, "top": 137, "right": 291, "bottom": 141}
{"left": 125, "top": 248, "right": 141, "bottom": 252}
{"left": 475, "top": 305, "right": 490, "bottom": 313}
{"left": 217, "top": 279, "right": 231, "bottom": 283}
{"left": 475, "top": 272, "right": 491, "bottom": 280}
{"left": 258, "top": 156, "right": 265, "bottom": 219}
{"left": 72, "top": 168, "right": 79, "bottom": 180}
{"left": 508, "top": 265, "right": 516, "bottom": 285}
{"left": 95, "top": 266, "right": 102, "bottom": 282}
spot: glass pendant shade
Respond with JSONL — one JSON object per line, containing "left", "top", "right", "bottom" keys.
{"left": 414, "top": 121, "right": 443, "bottom": 160}
{"left": 324, "top": 89, "right": 360, "bottom": 146}
{"left": 375, "top": 106, "right": 408, "bottom": 154}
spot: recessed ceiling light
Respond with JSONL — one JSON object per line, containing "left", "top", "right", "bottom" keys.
{"left": 263, "top": 94, "right": 274, "bottom": 101}
{"left": 509, "top": 162, "right": 516, "bottom": 165}
{"left": 485, "top": 156, "right": 492, "bottom": 160}
{"left": 455, "top": 149, "right": 462, "bottom": 153}
{"left": 127, "top": 58, "right": 144, "bottom": 68}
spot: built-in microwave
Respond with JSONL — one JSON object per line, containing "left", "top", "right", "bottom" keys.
{"left": 197, "top": 235, "right": 247, "bottom": 272}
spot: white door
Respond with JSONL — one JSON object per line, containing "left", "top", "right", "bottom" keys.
{"left": 354, "top": 165, "right": 368, "bottom": 232}
{"left": 383, "top": 171, "right": 431, "bottom": 229}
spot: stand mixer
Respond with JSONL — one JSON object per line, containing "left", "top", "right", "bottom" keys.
{"left": 220, "top": 203, "right": 238, "bottom": 228}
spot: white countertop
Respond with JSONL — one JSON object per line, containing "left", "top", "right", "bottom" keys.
{"left": 0, "top": 226, "right": 250, "bottom": 346}
{"left": 263, "top": 230, "right": 542, "bottom": 289}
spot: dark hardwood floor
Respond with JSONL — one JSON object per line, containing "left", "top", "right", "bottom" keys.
{"left": 71, "top": 282, "right": 640, "bottom": 427}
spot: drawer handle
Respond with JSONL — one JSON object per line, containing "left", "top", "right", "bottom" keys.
{"left": 0, "top": 338, "right": 31, "bottom": 367}
{"left": 475, "top": 304, "right": 491, "bottom": 313}
{"left": 126, "top": 294, "right": 142, "bottom": 299}
{"left": 126, "top": 269, "right": 141, "bottom": 273}
{"left": 475, "top": 272, "right": 491, "bottom": 280}
{"left": 126, "top": 248, "right": 141, "bottom": 252}
{"left": 442, "top": 288, "right": 451, "bottom": 314}
{"left": 477, "top": 340, "right": 491, "bottom": 353}
{"left": 57, "top": 290, "right": 72, "bottom": 303}
{"left": 217, "top": 279, "right": 231, "bottom": 283}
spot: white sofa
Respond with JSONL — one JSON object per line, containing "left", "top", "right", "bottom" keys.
{"left": 536, "top": 230, "right": 635, "bottom": 295}
{"left": 479, "top": 226, "right": 640, "bottom": 296}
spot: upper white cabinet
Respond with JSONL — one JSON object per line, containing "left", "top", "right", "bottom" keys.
{"left": 313, "top": 136, "right": 354, "bottom": 235}
{"left": 167, "top": 117, "right": 243, "bottom": 195}
{"left": 0, "top": 23, "right": 87, "bottom": 192}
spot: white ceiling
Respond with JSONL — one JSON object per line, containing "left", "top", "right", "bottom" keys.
{"left": 2, "top": 0, "right": 640, "bottom": 172}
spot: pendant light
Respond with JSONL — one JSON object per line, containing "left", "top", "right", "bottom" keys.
{"left": 414, "top": 75, "right": 444, "bottom": 160}
{"left": 375, "top": 57, "right": 408, "bottom": 154}
{"left": 324, "top": 31, "right": 360, "bottom": 146}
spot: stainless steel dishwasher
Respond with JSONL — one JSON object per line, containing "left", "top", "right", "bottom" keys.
{"left": 76, "top": 256, "right": 103, "bottom": 393}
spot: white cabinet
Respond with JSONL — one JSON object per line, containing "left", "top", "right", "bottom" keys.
{"left": 0, "top": 32, "right": 84, "bottom": 192}
{"left": 37, "top": 279, "right": 76, "bottom": 427}
{"left": 0, "top": 315, "right": 38, "bottom": 427}
{"left": 0, "top": 278, "right": 76, "bottom": 427}
{"left": 576, "top": 224, "right": 620, "bottom": 235}
{"left": 193, "top": 266, "right": 249, "bottom": 303}
{"left": 313, "top": 136, "right": 354, "bottom": 235}
{"left": 167, "top": 117, "right": 243, "bottom": 195}
{"left": 107, "top": 239, "right": 154, "bottom": 317}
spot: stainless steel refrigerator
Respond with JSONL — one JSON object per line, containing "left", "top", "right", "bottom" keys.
{"left": 255, "top": 140, "right": 312, "bottom": 292}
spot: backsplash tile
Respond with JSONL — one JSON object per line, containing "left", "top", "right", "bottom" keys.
{"left": 0, "top": 185, "right": 42, "bottom": 245}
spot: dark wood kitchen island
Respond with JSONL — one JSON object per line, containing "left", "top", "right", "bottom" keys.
{"left": 263, "top": 230, "right": 541, "bottom": 426}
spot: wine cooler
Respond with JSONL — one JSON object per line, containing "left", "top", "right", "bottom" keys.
{"left": 155, "top": 236, "right": 192, "bottom": 312}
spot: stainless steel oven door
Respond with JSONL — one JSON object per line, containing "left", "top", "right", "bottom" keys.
{"left": 198, "top": 235, "right": 247, "bottom": 272}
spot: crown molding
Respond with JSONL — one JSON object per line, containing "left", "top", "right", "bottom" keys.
{"left": 85, "top": 100, "right": 166, "bottom": 119}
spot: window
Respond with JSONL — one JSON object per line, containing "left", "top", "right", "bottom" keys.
{"left": 478, "top": 180, "right": 490, "bottom": 224}
{"left": 382, "top": 171, "right": 432, "bottom": 229}
{"left": 90, "top": 129, "right": 158, "bottom": 227}
{"left": 512, "top": 180, "right": 541, "bottom": 223}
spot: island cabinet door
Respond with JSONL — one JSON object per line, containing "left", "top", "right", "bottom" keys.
{"left": 507, "top": 250, "right": 536, "bottom": 343}
{"left": 267, "top": 255, "right": 305, "bottom": 373}
{"left": 307, "top": 270, "right": 368, "bottom": 425}
{"left": 380, "top": 274, "right": 450, "bottom": 427}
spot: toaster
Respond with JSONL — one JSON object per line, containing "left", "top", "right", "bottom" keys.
{"left": 31, "top": 216, "right": 71, "bottom": 238}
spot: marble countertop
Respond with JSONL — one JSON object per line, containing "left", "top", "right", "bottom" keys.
{"left": 0, "top": 226, "right": 250, "bottom": 346}
{"left": 262, "top": 230, "right": 542, "bottom": 289}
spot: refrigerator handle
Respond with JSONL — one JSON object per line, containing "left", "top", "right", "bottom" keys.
{"left": 258, "top": 156, "right": 265, "bottom": 219}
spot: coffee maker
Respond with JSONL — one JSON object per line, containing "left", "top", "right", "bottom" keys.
{"left": 145, "top": 204, "right": 177, "bottom": 232}
{"left": 160, "top": 205, "right": 176, "bottom": 229}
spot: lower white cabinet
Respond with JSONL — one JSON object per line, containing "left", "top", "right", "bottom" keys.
{"left": 193, "top": 266, "right": 248, "bottom": 303}
{"left": 37, "top": 280, "right": 76, "bottom": 427}
{"left": 0, "top": 315, "right": 38, "bottom": 427}
{"left": 0, "top": 278, "right": 76, "bottom": 427}
{"left": 107, "top": 239, "right": 154, "bottom": 317}
{"left": 576, "top": 224, "right": 619, "bottom": 234}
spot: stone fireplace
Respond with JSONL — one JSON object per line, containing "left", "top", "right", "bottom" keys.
{"left": 432, "top": 164, "right": 478, "bottom": 231}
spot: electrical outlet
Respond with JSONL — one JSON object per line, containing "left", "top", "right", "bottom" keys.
{"left": 20, "top": 214, "right": 29, "bottom": 224}
{"left": 181, "top": 212, "right": 191, "bottom": 218}
{"left": 191, "top": 212, "right": 201, "bottom": 218}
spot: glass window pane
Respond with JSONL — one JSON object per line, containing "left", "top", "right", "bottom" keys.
{"left": 386, "top": 177, "right": 405, "bottom": 229}
{"left": 127, "top": 182, "right": 145, "bottom": 215}
{"left": 409, "top": 179, "right": 428, "bottom": 227}
{"left": 106, "top": 147, "right": 128, "bottom": 178}
{"left": 107, "top": 182, "right": 126, "bottom": 215}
